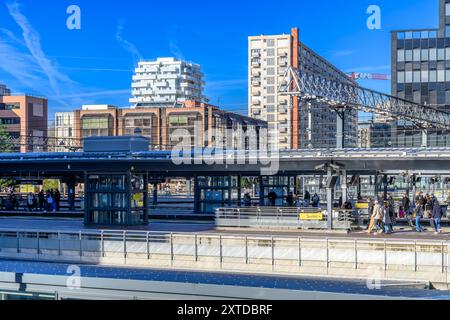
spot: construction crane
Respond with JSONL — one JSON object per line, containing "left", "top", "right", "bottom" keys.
{"left": 347, "top": 72, "right": 390, "bottom": 81}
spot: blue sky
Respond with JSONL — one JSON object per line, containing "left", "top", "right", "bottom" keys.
{"left": 0, "top": 0, "right": 439, "bottom": 120}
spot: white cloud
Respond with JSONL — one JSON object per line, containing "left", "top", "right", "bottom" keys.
{"left": 116, "top": 20, "right": 142, "bottom": 63}
{"left": 6, "top": 1, "right": 76, "bottom": 100}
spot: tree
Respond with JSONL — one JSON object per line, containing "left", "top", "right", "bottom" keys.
{"left": 0, "top": 125, "right": 14, "bottom": 191}
{"left": 0, "top": 124, "right": 12, "bottom": 153}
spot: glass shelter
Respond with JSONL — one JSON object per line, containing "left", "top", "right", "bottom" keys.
{"left": 84, "top": 172, "right": 148, "bottom": 226}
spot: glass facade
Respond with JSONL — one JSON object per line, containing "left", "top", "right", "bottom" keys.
{"left": 195, "top": 176, "right": 241, "bottom": 214}
{"left": 85, "top": 173, "right": 148, "bottom": 226}
{"left": 124, "top": 113, "right": 154, "bottom": 139}
{"left": 392, "top": 0, "right": 450, "bottom": 147}
{"left": 81, "top": 115, "right": 114, "bottom": 138}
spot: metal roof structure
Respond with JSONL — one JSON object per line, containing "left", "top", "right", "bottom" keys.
{"left": 0, "top": 148, "right": 448, "bottom": 176}
{"left": 279, "top": 67, "right": 450, "bottom": 130}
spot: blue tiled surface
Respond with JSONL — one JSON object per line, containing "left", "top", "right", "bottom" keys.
{"left": 0, "top": 259, "right": 450, "bottom": 299}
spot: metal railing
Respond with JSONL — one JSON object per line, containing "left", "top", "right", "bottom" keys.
{"left": 1, "top": 228, "right": 447, "bottom": 276}
{"left": 215, "top": 207, "right": 355, "bottom": 230}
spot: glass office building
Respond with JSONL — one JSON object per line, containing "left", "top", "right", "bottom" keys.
{"left": 391, "top": 0, "right": 450, "bottom": 147}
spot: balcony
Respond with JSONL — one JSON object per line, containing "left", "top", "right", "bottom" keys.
{"left": 279, "top": 100, "right": 288, "bottom": 106}
{"left": 252, "top": 70, "right": 261, "bottom": 77}
{"left": 252, "top": 99, "right": 261, "bottom": 106}
{"left": 252, "top": 110, "right": 261, "bottom": 116}
{"left": 251, "top": 62, "right": 261, "bottom": 68}
{"left": 251, "top": 81, "right": 261, "bottom": 87}
{"left": 279, "top": 108, "right": 288, "bottom": 115}
{"left": 251, "top": 51, "right": 261, "bottom": 58}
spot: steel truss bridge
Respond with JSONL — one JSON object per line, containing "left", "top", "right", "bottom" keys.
{"left": 279, "top": 66, "right": 450, "bottom": 130}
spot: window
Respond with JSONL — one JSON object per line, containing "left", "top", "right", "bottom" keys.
{"left": 397, "top": 50, "right": 405, "bottom": 62}
{"left": 413, "top": 71, "right": 421, "bottom": 83}
{"left": 446, "top": 3, "right": 450, "bottom": 16}
{"left": 0, "top": 103, "right": 20, "bottom": 110}
{"left": 421, "top": 49, "right": 429, "bottom": 61}
{"left": 267, "top": 58, "right": 275, "bottom": 65}
{"left": 267, "top": 48, "right": 275, "bottom": 56}
{"left": 405, "top": 50, "right": 413, "bottom": 61}
{"left": 266, "top": 86, "right": 275, "bottom": 94}
{"left": 405, "top": 71, "right": 413, "bottom": 83}
{"left": 429, "top": 49, "right": 437, "bottom": 61}
{"left": 56, "top": 116, "right": 63, "bottom": 127}
{"left": 421, "top": 70, "right": 429, "bottom": 82}
{"left": 266, "top": 96, "right": 275, "bottom": 103}
{"left": 438, "top": 70, "right": 445, "bottom": 82}
{"left": 266, "top": 68, "right": 275, "bottom": 76}
{"left": 0, "top": 118, "right": 20, "bottom": 125}
{"left": 397, "top": 71, "right": 405, "bottom": 83}
{"left": 438, "top": 48, "right": 445, "bottom": 61}
{"left": 413, "top": 49, "right": 421, "bottom": 62}
{"left": 429, "top": 70, "right": 437, "bottom": 82}
{"left": 266, "top": 39, "right": 275, "bottom": 47}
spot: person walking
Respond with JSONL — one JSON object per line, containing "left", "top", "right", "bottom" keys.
{"left": 414, "top": 199, "right": 424, "bottom": 233}
{"left": 372, "top": 200, "right": 384, "bottom": 235}
{"left": 383, "top": 201, "right": 393, "bottom": 234}
{"left": 425, "top": 195, "right": 434, "bottom": 230}
{"left": 432, "top": 199, "right": 442, "bottom": 234}
{"left": 367, "top": 199, "right": 377, "bottom": 234}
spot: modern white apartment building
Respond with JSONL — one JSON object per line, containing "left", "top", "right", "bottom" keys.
{"left": 0, "top": 84, "right": 11, "bottom": 96}
{"left": 248, "top": 28, "right": 358, "bottom": 150}
{"left": 130, "top": 57, "right": 207, "bottom": 108}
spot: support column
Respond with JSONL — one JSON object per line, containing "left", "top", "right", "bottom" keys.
{"left": 259, "top": 177, "right": 265, "bottom": 206}
{"left": 421, "top": 129, "right": 428, "bottom": 148}
{"left": 374, "top": 172, "right": 379, "bottom": 200}
{"left": 327, "top": 167, "right": 334, "bottom": 230}
{"left": 237, "top": 175, "right": 242, "bottom": 207}
{"left": 186, "top": 178, "right": 192, "bottom": 196}
{"left": 336, "top": 111, "right": 345, "bottom": 150}
{"left": 152, "top": 183, "right": 158, "bottom": 206}
{"left": 383, "top": 174, "right": 388, "bottom": 201}
{"left": 194, "top": 176, "right": 200, "bottom": 213}
{"left": 67, "top": 176, "right": 76, "bottom": 212}
{"left": 341, "top": 170, "right": 347, "bottom": 205}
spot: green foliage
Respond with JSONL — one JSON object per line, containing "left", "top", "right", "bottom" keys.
{"left": 0, "top": 125, "right": 12, "bottom": 153}
{"left": 0, "top": 178, "right": 15, "bottom": 191}
{"left": 42, "top": 179, "right": 60, "bottom": 191}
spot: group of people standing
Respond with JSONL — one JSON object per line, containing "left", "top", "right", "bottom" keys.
{"left": 411, "top": 193, "right": 444, "bottom": 234}
{"left": 368, "top": 192, "right": 445, "bottom": 235}
{"left": 24, "top": 189, "right": 61, "bottom": 213}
